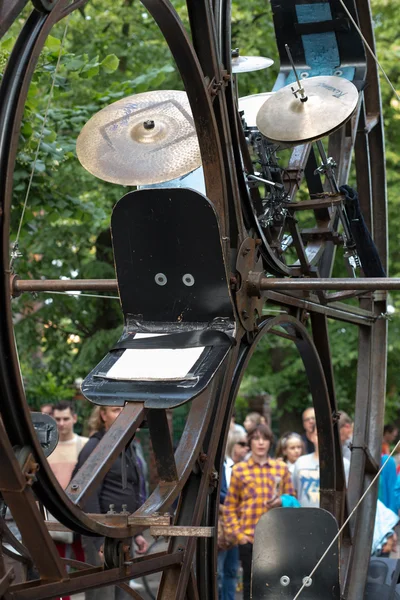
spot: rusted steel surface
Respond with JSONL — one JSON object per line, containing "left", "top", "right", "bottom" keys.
{"left": 0, "top": 420, "right": 66, "bottom": 581}
{"left": 147, "top": 409, "right": 178, "bottom": 483}
{"left": 256, "top": 277, "right": 400, "bottom": 291}
{"left": 149, "top": 526, "right": 215, "bottom": 537}
{"left": 12, "top": 275, "right": 400, "bottom": 295}
{"left": 7, "top": 552, "right": 183, "bottom": 600}
{"left": 66, "top": 403, "right": 145, "bottom": 507}
{"left": 12, "top": 277, "right": 118, "bottom": 294}
{"left": 0, "top": 0, "right": 29, "bottom": 39}
{"left": 0, "top": 0, "right": 391, "bottom": 597}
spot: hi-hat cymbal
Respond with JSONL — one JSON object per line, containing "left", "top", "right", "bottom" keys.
{"left": 256, "top": 76, "right": 359, "bottom": 145}
{"left": 232, "top": 55, "right": 274, "bottom": 73}
{"left": 76, "top": 90, "right": 201, "bottom": 186}
{"left": 239, "top": 92, "right": 274, "bottom": 127}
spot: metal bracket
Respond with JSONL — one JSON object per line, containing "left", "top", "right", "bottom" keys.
{"left": 350, "top": 445, "right": 379, "bottom": 474}
{"left": 149, "top": 526, "right": 214, "bottom": 538}
{"left": 235, "top": 237, "right": 265, "bottom": 331}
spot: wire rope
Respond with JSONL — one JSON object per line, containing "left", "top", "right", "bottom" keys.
{"left": 292, "top": 440, "right": 400, "bottom": 599}
{"left": 337, "top": 0, "right": 400, "bottom": 102}
{"left": 11, "top": 15, "right": 71, "bottom": 267}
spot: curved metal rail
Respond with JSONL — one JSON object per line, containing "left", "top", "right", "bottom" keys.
{"left": 0, "top": 0, "right": 389, "bottom": 598}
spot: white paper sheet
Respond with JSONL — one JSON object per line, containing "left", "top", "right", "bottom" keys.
{"left": 105, "top": 333, "right": 204, "bottom": 381}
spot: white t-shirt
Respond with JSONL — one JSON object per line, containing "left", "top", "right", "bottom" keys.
{"left": 292, "top": 453, "right": 350, "bottom": 508}
{"left": 47, "top": 434, "right": 88, "bottom": 489}
{"left": 224, "top": 457, "right": 234, "bottom": 487}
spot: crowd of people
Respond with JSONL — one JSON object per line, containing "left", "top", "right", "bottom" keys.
{"left": 217, "top": 409, "right": 400, "bottom": 600}
{"left": 28, "top": 401, "right": 400, "bottom": 600}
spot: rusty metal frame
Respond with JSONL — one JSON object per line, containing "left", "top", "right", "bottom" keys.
{"left": 0, "top": 0, "right": 390, "bottom": 598}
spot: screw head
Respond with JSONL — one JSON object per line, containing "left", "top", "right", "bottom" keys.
{"left": 143, "top": 119, "right": 155, "bottom": 130}
{"left": 71, "top": 483, "right": 79, "bottom": 491}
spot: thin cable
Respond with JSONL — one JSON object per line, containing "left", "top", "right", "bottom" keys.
{"left": 43, "top": 291, "right": 120, "bottom": 300}
{"left": 337, "top": 0, "right": 400, "bottom": 102}
{"left": 292, "top": 439, "right": 400, "bottom": 600}
{"left": 12, "top": 16, "right": 71, "bottom": 259}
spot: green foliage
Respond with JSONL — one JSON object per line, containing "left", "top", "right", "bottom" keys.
{"left": 24, "top": 368, "right": 75, "bottom": 409}
{"left": 2, "top": 0, "right": 400, "bottom": 432}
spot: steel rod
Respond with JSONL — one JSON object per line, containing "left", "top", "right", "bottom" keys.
{"left": 12, "top": 278, "right": 118, "bottom": 294}
{"left": 11, "top": 277, "right": 400, "bottom": 295}
{"left": 258, "top": 277, "right": 400, "bottom": 291}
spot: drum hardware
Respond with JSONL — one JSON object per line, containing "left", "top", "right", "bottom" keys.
{"left": 314, "top": 139, "right": 361, "bottom": 269}
{"left": 285, "top": 44, "right": 308, "bottom": 102}
{"left": 76, "top": 90, "right": 201, "bottom": 186}
{"left": 247, "top": 174, "right": 285, "bottom": 191}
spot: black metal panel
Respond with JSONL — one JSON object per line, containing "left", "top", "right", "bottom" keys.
{"left": 365, "top": 558, "right": 400, "bottom": 600}
{"left": 111, "top": 188, "right": 233, "bottom": 323}
{"left": 252, "top": 508, "right": 340, "bottom": 599}
{"left": 81, "top": 327, "right": 234, "bottom": 408}
{"left": 31, "top": 412, "right": 58, "bottom": 457}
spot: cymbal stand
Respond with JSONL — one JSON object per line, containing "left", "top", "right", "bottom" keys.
{"left": 285, "top": 44, "right": 308, "bottom": 102}
{"left": 315, "top": 139, "right": 361, "bottom": 270}
{"left": 232, "top": 47, "right": 240, "bottom": 102}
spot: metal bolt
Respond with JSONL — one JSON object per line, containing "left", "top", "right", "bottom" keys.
{"left": 242, "top": 310, "right": 249, "bottom": 320}
{"left": 155, "top": 273, "right": 167, "bottom": 286}
{"left": 182, "top": 273, "right": 195, "bottom": 287}
{"left": 302, "top": 576, "right": 312, "bottom": 587}
{"left": 143, "top": 120, "right": 155, "bottom": 130}
{"left": 242, "top": 247, "right": 251, "bottom": 256}
{"left": 280, "top": 575, "right": 290, "bottom": 586}
{"left": 71, "top": 483, "right": 79, "bottom": 491}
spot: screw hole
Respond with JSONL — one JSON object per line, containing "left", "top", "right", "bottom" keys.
{"left": 182, "top": 274, "right": 195, "bottom": 287}
{"left": 155, "top": 273, "right": 167, "bottom": 286}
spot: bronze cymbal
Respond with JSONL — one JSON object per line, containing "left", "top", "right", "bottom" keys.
{"left": 76, "top": 90, "right": 201, "bottom": 186}
{"left": 256, "top": 76, "right": 359, "bottom": 145}
{"left": 239, "top": 92, "right": 274, "bottom": 127}
{"left": 232, "top": 55, "right": 274, "bottom": 74}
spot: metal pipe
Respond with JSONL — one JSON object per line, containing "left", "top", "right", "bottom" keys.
{"left": 12, "top": 278, "right": 118, "bottom": 295}
{"left": 256, "top": 277, "right": 400, "bottom": 291}
{"left": 11, "top": 276, "right": 400, "bottom": 296}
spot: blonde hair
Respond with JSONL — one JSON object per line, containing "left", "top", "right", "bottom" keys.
{"left": 226, "top": 431, "right": 247, "bottom": 460}
{"left": 87, "top": 406, "right": 105, "bottom": 436}
{"left": 275, "top": 432, "right": 304, "bottom": 460}
{"left": 245, "top": 412, "right": 262, "bottom": 427}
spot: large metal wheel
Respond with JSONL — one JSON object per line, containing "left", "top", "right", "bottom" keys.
{"left": 0, "top": 0, "right": 388, "bottom": 599}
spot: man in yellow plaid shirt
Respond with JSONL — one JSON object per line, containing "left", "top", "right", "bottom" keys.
{"left": 224, "top": 423, "right": 296, "bottom": 599}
